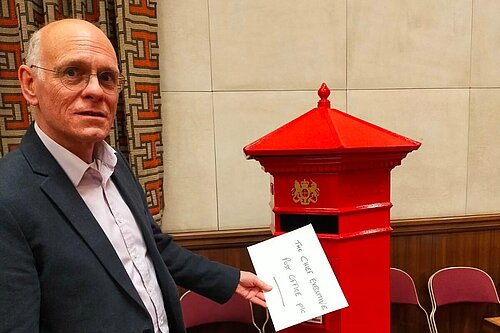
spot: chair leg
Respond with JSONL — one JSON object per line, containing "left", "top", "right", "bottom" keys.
{"left": 250, "top": 303, "right": 263, "bottom": 333}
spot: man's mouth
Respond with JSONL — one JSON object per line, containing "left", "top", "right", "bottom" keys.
{"left": 78, "top": 111, "right": 106, "bottom": 118}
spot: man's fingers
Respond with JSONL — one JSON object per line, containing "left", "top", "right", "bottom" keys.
{"left": 250, "top": 296, "right": 267, "bottom": 308}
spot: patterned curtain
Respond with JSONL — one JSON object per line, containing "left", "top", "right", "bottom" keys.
{"left": 0, "top": 0, "right": 164, "bottom": 225}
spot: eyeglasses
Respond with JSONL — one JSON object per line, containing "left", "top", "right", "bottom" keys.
{"left": 30, "top": 65, "right": 125, "bottom": 94}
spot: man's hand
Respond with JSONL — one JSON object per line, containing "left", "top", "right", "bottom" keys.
{"left": 235, "top": 271, "right": 272, "bottom": 308}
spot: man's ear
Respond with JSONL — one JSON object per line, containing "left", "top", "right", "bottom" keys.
{"left": 18, "top": 65, "right": 39, "bottom": 106}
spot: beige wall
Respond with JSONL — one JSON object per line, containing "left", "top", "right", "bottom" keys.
{"left": 158, "top": 0, "right": 500, "bottom": 232}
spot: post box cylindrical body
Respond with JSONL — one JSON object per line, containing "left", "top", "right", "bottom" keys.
{"left": 244, "top": 84, "right": 420, "bottom": 333}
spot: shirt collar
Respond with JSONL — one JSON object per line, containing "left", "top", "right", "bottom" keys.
{"left": 34, "top": 122, "right": 117, "bottom": 186}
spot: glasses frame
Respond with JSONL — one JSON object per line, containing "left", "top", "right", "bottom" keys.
{"left": 30, "top": 64, "right": 125, "bottom": 94}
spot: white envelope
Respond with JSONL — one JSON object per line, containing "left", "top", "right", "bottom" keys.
{"left": 248, "top": 224, "right": 348, "bottom": 331}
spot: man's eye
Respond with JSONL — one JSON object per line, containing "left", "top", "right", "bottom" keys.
{"left": 99, "top": 72, "right": 115, "bottom": 83}
{"left": 62, "top": 67, "right": 80, "bottom": 77}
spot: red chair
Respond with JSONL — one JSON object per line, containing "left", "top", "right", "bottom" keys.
{"left": 180, "top": 290, "right": 267, "bottom": 332}
{"left": 428, "top": 266, "right": 500, "bottom": 333}
{"left": 390, "top": 267, "right": 432, "bottom": 332}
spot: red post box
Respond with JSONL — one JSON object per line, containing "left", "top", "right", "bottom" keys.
{"left": 243, "top": 83, "right": 420, "bottom": 333}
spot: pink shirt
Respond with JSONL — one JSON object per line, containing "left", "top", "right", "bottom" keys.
{"left": 35, "top": 123, "right": 168, "bottom": 333}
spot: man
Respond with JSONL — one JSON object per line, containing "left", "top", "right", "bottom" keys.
{"left": 0, "top": 19, "right": 270, "bottom": 333}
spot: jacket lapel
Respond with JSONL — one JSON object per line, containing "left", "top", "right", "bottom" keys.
{"left": 111, "top": 158, "right": 177, "bottom": 302}
{"left": 111, "top": 159, "right": 169, "bottom": 277}
{"left": 20, "top": 125, "right": 146, "bottom": 311}
{"left": 111, "top": 159, "right": 150, "bottom": 230}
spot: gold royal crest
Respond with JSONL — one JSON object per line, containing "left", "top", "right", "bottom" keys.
{"left": 292, "top": 179, "right": 320, "bottom": 205}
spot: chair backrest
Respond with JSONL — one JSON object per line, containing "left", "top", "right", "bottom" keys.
{"left": 428, "top": 266, "right": 500, "bottom": 333}
{"left": 390, "top": 267, "right": 432, "bottom": 332}
{"left": 391, "top": 267, "right": 421, "bottom": 305}
{"left": 180, "top": 290, "right": 262, "bottom": 331}
{"left": 428, "top": 266, "right": 500, "bottom": 307}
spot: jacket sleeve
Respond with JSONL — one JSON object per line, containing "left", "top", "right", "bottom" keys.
{"left": 0, "top": 203, "right": 40, "bottom": 333}
{"left": 151, "top": 222, "right": 240, "bottom": 304}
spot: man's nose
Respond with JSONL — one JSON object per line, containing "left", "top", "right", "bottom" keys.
{"left": 82, "top": 74, "right": 105, "bottom": 96}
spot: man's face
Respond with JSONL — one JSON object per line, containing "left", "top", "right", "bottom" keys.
{"left": 32, "top": 21, "right": 120, "bottom": 156}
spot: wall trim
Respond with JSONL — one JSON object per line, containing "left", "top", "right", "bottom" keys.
{"left": 171, "top": 228, "right": 272, "bottom": 250}
{"left": 391, "top": 213, "right": 500, "bottom": 236}
{"left": 171, "top": 214, "right": 500, "bottom": 249}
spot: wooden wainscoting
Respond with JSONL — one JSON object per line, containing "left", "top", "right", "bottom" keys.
{"left": 390, "top": 214, "right": 500, "bottom": 333}
{"left": 172, "top": 214, "right": 500, "bottom": 333}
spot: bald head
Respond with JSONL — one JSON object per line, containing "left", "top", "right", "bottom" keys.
{"left": 26, "top": 19, "right": 116, "bottom": 68}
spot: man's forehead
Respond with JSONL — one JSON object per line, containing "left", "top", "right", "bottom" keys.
{"left": 41, "top": 20, "right": 112, "bottom": 51}
{"left": 40, "top": 22, "right": 117, "bottom": 65}
{"left": 41, "top": 19, "right": 103, "bottom": 36}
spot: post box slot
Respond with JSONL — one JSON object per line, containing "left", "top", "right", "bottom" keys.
{"left": 280, "top": 214, "right": 339, "bottom": 234}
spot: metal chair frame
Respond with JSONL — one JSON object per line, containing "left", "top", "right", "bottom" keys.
{"left": 428, "top": 266, "right": 500, "bottom": 333}
{"left": 390, "top": 267, "right": 433, "bottom": 333}
{"left": 180, "top": 290, "right": 269, "bottom": 333}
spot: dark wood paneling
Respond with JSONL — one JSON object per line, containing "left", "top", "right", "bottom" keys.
{"left": 390, "top": 215, "right": 500, "bottom": 333}
{"left": 172, "top": 214, "right": 500, "bottom": 333}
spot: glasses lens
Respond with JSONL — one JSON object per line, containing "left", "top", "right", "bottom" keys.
{"left": 97, "top": 71, "right": 119, "bottom": 93}
{"left": 60, "top": 67, "right": 86, "bottom": 91}
{"left": 59, "top": 67, "right": 123, "bottom": 94}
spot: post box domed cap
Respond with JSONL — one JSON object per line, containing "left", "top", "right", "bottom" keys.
{"left": 243, "top": 83, "right": 421, "bottom": 158}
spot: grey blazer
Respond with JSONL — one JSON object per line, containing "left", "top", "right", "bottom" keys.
{"left": 0, "top": 124, "right": 239, "bottom": 333}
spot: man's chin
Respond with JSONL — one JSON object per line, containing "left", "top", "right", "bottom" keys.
{"left": 80, "top": 128, "right": 112, "bottom": 143}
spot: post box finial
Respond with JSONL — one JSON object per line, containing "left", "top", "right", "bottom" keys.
{"left": 317, "top": 83, "right": 331, "bottom": 108}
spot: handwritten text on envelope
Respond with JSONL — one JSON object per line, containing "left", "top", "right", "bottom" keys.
{"left": 248, "top": 224, "right": 348, "bottom": 331}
